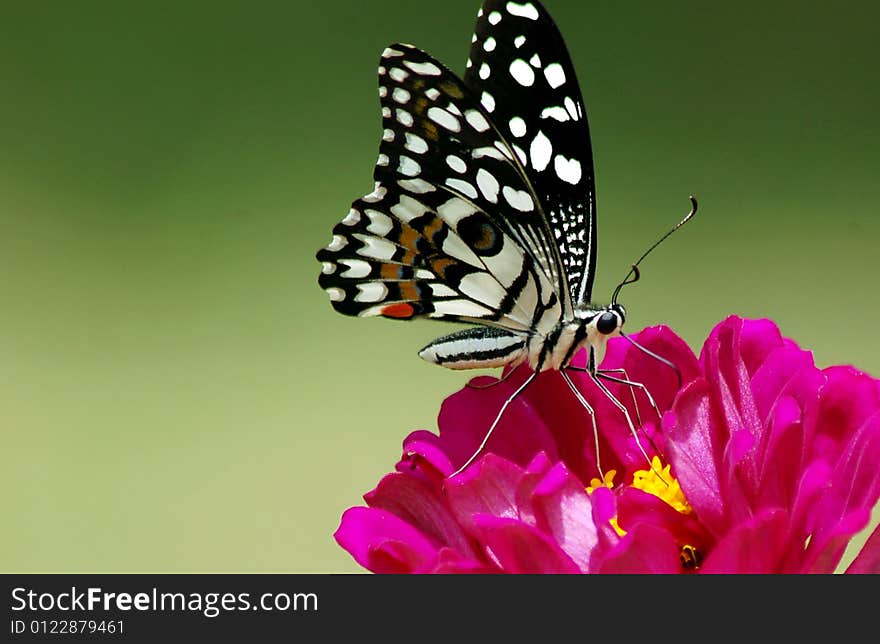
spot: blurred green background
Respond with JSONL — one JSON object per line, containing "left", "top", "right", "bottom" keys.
{"left": 2, "top": 0, "right": 878, "bottom": 573}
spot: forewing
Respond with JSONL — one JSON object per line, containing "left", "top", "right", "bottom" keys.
{"left": 318, "top": 43, "right": 565, "bottom": 332}
{"left": 464, "top": 0, "right": 598, "bottom": 305}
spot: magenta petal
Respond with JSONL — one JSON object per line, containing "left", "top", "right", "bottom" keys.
{"left": 334, "top": 507, "right": 442, "bottom": 574}
{"left": 665, "top": 380, "right": 726, "bottom": 535}
{"left": 530, "top": 462, "right": 597, "bottom": 571}
{"left": 846, "top": 521, "right": 880, "bottom": 574}
{"left": 365, "top": 472, "right": 479, "bottom": 560}
{"left": 738, "top": 317, "right": 785, "bottom": 377}
{"left": 700, "top": 508, "right": 790, "bottom": 573}
{"left": 437, "top": 369, "right": 557, "bottom": 470}
{"left": 471, "top": 515, "right": 581, "bottom": 573}
{"left": 398, "top": 429, "right": 455, "bottom": 479}
{"left": 803, "top": 509, "right": 871, "bottom": 573}
{"left": 595, "top": 523, "right": 683, "bottom": 574}
{"left": 445, "top": 453, "right": 531, "bottom": 532}
{"left": 750, "top": 344, "right": 820, "bottom": 423}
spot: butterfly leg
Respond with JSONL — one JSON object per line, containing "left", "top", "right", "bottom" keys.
{"left": 560, "top": 369, "right": 603, "bottom": 480}
{"left": 590, "top": 371, "right": 668, "bottom": 484}
{"left": 451, "top": 369, "right": 539, "bottom": 478}
{"left": 596, "top": 369, "right": 663, "bottom": 425}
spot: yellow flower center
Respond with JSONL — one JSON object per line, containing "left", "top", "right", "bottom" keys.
{"left": 586, "top": 457, "right": 692, "bottom": 537}
{"left": 631, "top": 456, "right": 692, "bottom": 515}
{"left": 586, "top": 457, "right": 702, "bottom": 570}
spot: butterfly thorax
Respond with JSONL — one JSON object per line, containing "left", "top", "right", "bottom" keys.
{"left": 526, "top": 303, "right": 625, "bottom": 373}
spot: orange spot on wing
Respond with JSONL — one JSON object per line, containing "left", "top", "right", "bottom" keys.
{"left": 381, "top": 303, "right": 415, "bottom": 319}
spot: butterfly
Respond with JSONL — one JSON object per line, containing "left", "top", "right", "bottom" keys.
{"left": 316, "top": 0, "right": 695, "bottom": 476}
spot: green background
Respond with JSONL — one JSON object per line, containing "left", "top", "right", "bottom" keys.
{"left": 2, "top": 1, "right": 878, "bottom": 573}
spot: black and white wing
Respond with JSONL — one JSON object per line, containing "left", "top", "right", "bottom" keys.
{"left": 318, "top": 43, "right": 568, "bottom": 336}
{"left": 464, "top": 0, "right": 598, "bottom": 306}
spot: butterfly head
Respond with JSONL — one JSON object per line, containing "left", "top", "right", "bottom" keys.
{"left": 596, "top": 303, "right": 627, "bottom": 336}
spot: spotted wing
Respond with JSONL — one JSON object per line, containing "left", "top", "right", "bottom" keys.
{"left": 317, "top": 44, "right": 565, "bottom": 333}
{"left": 464, "top": 0, "right": 598, "bottom": 306}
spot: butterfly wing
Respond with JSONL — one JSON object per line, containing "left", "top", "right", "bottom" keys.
{"left": 318, "top": 43, "right": 567, "bottom": 334}
{"left": 463, "top": 0, "right": 598, "bottom": 306}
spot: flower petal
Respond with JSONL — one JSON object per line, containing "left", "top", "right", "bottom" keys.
{"left": 334, "top": 507, "right": 444, "bottom": 574}
{"left": 665, "top": 379, "right": 726, "bottom": 535}
{"left": 530, "top": 461, "right": 598, "bottom": 571}
{"left": 700, "top": 508, "right": 790, "bottom": 573}
{"left": 595, "top": 522, "right": 683, "bottom": 574}
{"left": 365, "top": 472, "right": 479, "bottom": 560}
{"left": 471, "top": 515, "right": 582, "bottom": 573}
{"left": 845, "top": 520, "right": 880, "bottom": 574}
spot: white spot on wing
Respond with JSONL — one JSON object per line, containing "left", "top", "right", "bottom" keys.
{"left": 390, "top": 194, "right": 429, "bottom": 222}
{"left": 427, "top": 107, "right": 461, "bottom": 132}
{"left": 445, "top": 178, "right": 478, "bottom": 200}
{"left": 565, "top": 96, "right": 580, "bottom": 121}
{"left": 321, "top": 262, "right": 335, "bottom": 275}
{"left": 529, "top": 130, "right": 552, "bottom": 171}
{"left": 354, "top": 282, "right": 389, "bottom": 303}
{"left": 502, "top": 186, "right": 534, "bottom": 212}
{"left": 529, "top": 53, "right": 542, "bottom": 68}
{"left": 376, "top": 153, "right": 390, "bottom": 166}
{"left": 446, "top": 154, "right": 467, "bottom": 174}
{"left": 339, "top": 259, "right": 372, "bottom": 278}
{"left": 326, "top": 287, "right": 345, "bottom": 302}
{"left": 472, "top": 146, "right": 506, "bottom": 161}
{"left": 398, "top": 178, "right": 435, "bottom": 194}
{"left": 403, "top": 60, "right": 442, "bottom": 76}
{"left": 398, "top": 155, "right": 421, "bottom": 177}
{"left": 341, "top": 210, "right": 360, "bottom": 226}
{"left": 354, "top": 234, "right": 396, "bottom": 260}
{"left": 382, "top": 128, "right": 394, "bottom": 142}
{"left": 488, "top": 10, "right": 503, "bottom": 24}
{"left": 512, "top": 144, "right": 527, "bottom": 165}
{"left": 430, "top": 283, "right": 458, "bottom": 298}
{"left": 514, "top": 35, "right": 526, "bottom": 48}
{"left": 382, "top": 47, "right": 404, "bottom": 58}
{"left": 365, "top": 209, "right": 394, "bottom": 235}
{"left": 465, "top": 110, "right": 491, "bottom": 132}
{"left": 437, "top": 197, "right": 477, "bottom": 226}
{"left": 479, "top": 62, "right": 491, "bottom": 80}
{"left": 404, "top": 132, "right": 428, "bottom": 154}
{"left": 544, "top": 63, "right": 566, "bottom": 88}
{"left": 506, "top": 2, "right": 540, "bottom": 20}
{"left": 509, "top": 59, "right": 535, "bottom": 86}
{"left": 554, "top": 155, "right": 583, "bottom": 184}
{"left": 481, "top": 91, "right": 496, "bottom": 112}
{"left": 483, "top": 37, "right": 497, "bottom": 52}
{"left": 392, "top": 87, "right": 411, "bottom": 104}
{"left": 425, "top": 88, "right": 441, "bottom": 101}
{"left": 363, "top": 185, "right": 386, "bottom": 203}
{"left": 476, "top": 168, "right": 500, "bottom": 203}
{"left": 509, "top": 116, "right": 527, "bottom": 137}
{"left": 389, "top": 67, "right": 408, "bottom": 82}
{"left": 327, "top": 234, "right": 347, "bottom": 251}
{"left": 396, "top": 108, "right": 413, "bottom": 127}
{"left": 540, "top": 106, "right": 570, "bottom": 122}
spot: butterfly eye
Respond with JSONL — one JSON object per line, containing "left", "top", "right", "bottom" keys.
{"left": 596, "top": 311, "right": 618, "bottom": 335}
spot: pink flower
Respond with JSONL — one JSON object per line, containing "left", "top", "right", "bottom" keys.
{"left": 334, "top": 317, "right": 880, "bottom": 573}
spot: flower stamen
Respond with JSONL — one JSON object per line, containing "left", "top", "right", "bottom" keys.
{"left": 632, "top": 456, "right": 692, "bottom": 514}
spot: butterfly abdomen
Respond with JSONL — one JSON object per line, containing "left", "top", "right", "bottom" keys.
{"left": 419, "top": 326, "right": 527, "bottom": 370}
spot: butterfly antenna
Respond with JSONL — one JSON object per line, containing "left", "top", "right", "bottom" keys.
{"left": 612, "top": 196, "right": 698, "bottom": 305}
